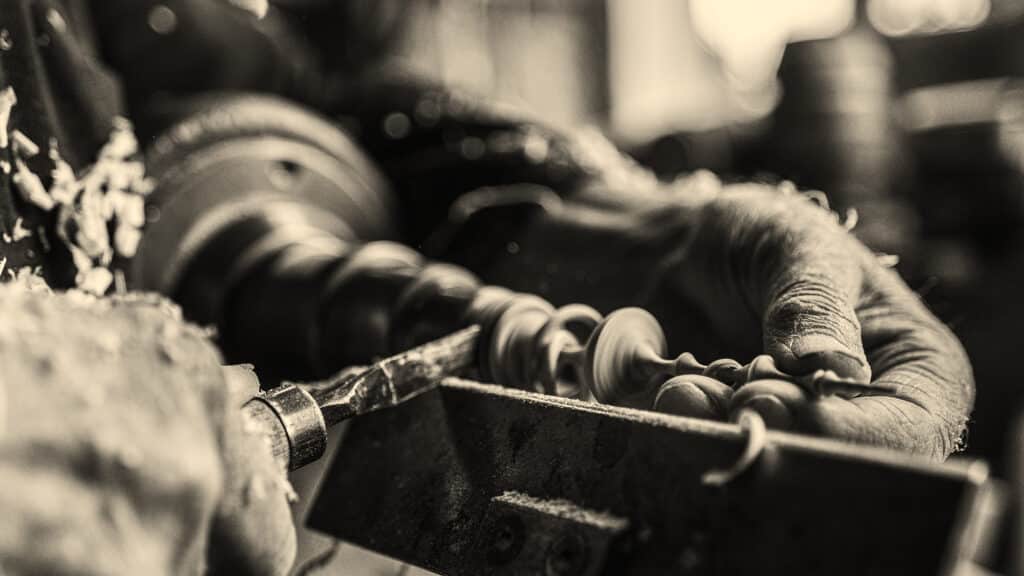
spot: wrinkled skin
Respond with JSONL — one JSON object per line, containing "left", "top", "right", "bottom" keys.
{"left": 467, "top": 176, "right": 974, "bottom": 461}
{"left": 0, "top": 288, "right": 294, "bottom": 575}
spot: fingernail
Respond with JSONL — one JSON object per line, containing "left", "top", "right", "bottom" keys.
{"left": 655, "top": 376, "right": 728, "bottom": 420}
{"left": 703, "top": 358, "right": 742, "bottom": 383}
{"left": 734, "top": 394, "right": 792, "bottom": 430}
{"left": 790, "top": 335, "right": 870, "bottom": 383}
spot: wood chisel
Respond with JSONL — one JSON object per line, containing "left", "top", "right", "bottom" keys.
{"left": 243, "top": 325, "right": 481, "bottom": 470}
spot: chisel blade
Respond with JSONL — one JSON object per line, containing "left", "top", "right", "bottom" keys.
{"left": 303, "top": 325, "right": 481, "bottom": 425}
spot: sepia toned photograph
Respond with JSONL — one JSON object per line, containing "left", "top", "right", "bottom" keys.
{"left": 0, "top": 0, "right": 1020, "bottom": 574}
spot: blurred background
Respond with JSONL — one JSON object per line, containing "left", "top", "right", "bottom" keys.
{"left": 340, "top": 0, "right": 1024, "bottom": 482}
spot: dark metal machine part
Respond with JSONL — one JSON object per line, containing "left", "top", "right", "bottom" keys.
{"left": 309, "top": 379, "right": 993, "bottom": 576}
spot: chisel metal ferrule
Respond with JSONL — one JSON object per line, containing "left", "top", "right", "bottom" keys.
{"left": 251, "top": 383, "right": 327, "bottom": 470}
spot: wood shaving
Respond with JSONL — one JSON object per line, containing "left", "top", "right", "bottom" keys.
{"left": 877, "top": 253, "right": 900, "bottom": 268}
{"left": 13, "top": 157, "right": 56, "bottom": 211}
{"left": 114, "top": 224, "right": 141, "bottom": 258}
{"left": 11, "top": 129, "right": 39, "bottom": 157}
{"left": 48, "top": 143, "right": 79, "bottom": 205}
{"left": 36, "top": 226, "right": 50, "bottom": 253}
{"left": 0, "top": 86, "right": 15, "bottom": 149}
{"left": 570, "top": 127, "right": 660, "bottom": 194}
{"left": 227, "top": 0, "right": 268, "bottom": 18}
{"left": 0, "top": 97, "right": 149, "bottom": 296}
{"left": 802, "top": 190, "right": 831, "bottom": 210}
{"left": 11, "top": 217, "right": 31, "bottom": 241}
{"left": 669, "top": 169, "right": 722, "bottom": 202}
{"left": 7, "top": 266, "right": 51, "bottom": 293}
{"left": 78, "top": 267, "right": 113, "bottom": 295}
{"left": 842, "top": 208, "right": 859, "bottom": 231}
{"left": 46, "top": 119, "right": 151, "bottom": 294}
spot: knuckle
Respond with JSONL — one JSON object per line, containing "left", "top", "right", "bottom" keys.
{"left": 732, "top": 378, "right": 806, "bottom": 407}
{"left": 766, "top": 286, "right": 856, "bottom": 335}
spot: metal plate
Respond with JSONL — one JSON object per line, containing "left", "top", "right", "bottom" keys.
{"left": 309, "top": 378, "right": 991, "bottom": 576}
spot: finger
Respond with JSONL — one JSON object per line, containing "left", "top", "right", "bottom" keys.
{"left": 208, "top": 407, "right": 297, "bottom": 576}
{"left": 729, "top": 379, "right": 807, "bottom": 430}
{"left": 207, "top": 369, "right": 296, "bottom": 575}
{"left": 723, "top": 187, "right": 872, "bottom": 382}
{"left": 731, "top": 259, "right": 974, "bottom": 459}
{"left": 653, "top": 375, "right": 733, "bottom": 420}
{"left": 221, "top": 364, "right": 260, "bottom": 408}
{"left": 793, "top": 263, "right": 974, "bottom": 459}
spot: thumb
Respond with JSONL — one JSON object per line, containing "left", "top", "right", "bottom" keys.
{"left": 763, "top": 273, "right": 870, "bottom": 383}
{"left": 209, "top": 367, "right": 297, "bottom": 575}
{"left": 754, "top": 195, "right": 871, "bottom": 383}
{"left": 221, "top": 364, "right": 261, "bottom": 407}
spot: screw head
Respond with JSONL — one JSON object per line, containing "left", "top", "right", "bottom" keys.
{"left": 546, "top": 531, "right": 588, "bottom": 576}
{"left": 487, "top": 514, "right": 525, "bottom": 566}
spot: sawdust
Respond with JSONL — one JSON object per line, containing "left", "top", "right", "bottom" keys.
{"left": 0, "top": 82, "right": 153, "bottom": 294}
{"left": 13, "top": 157, "right": 55, "bottom": 211}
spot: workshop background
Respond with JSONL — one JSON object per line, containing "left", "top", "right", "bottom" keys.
{"left": 278, "top": 0, "right": 1024, "bottom": 574}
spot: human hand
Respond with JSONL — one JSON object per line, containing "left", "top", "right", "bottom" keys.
{"left": 645, "top": 181, "right": 973, "bottom": 460}
{"left": 0, "top": 288, "right": 295, "bottom": 574}
{"left": 453, "top": 176, "right": 973, "bottom": 460}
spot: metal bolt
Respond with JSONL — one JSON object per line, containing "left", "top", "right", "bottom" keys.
{"left": 487, "top": 514, "right": 524, "bottom": 566}
{"left": 545, "top": 531, "right": 588, "bottom": 576}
